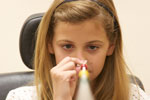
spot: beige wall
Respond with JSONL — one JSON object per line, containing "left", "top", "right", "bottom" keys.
{"left": 114, "top": 0, "right": 150, "bottom": 94}
{"left": 0, "top": 0, "right": 150, "bottom": 94}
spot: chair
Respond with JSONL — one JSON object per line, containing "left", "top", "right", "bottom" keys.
{"left": 0, "top": 13, "right": 43, "bottom": 100}
{"left": 0, "top": 72, "right": 34, "bottom": 100}
{"left": 0, "top": 13, "right": 145, "bottom": 100}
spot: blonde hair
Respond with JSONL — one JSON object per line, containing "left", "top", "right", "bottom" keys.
{"left": 34, "top": 0, "right": 130, "bottom": 100}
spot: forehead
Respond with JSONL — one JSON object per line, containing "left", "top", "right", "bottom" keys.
{"left": 53, "top": 18, "right": 108, "bottom": 43}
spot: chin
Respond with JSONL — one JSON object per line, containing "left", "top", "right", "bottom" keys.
{"left": 89, "top": 74, "right": 95, "bottom": 81}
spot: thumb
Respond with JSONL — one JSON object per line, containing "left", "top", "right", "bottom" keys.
{"left": 70, "top": 75, "right": 78, "bottom": 97}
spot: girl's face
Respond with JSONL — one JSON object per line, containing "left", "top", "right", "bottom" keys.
{"left": 48, "top": 18, "right": 114, "bottom": 80}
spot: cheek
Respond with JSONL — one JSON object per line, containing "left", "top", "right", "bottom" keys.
{"left": 88, "top": 53, "right": 107, "bottom": 80}
{"left": 53, "top": 48, "right": 69, "bottom": 64}
{"left": 54, "top": 53, "right": 66, "bottom": 64}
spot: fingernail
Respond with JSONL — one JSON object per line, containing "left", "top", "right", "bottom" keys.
{"left": 81, "top": 60, "right": 87, "bottom": 64}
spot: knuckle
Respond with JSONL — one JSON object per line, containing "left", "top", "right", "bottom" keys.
{"left": 72, "top": 70, "right": 77, "bottom": 75}
{"left": 50, "top": 67, "right": 55, "bottom": 73}
{"left": 50, "top": 67, "right": 59, "bottom": 76}
{"left": 70, "top": 61, "right": 75, "bottom": 66}
{"left": 65, "top": 56, "right": 71, "bottom": 61}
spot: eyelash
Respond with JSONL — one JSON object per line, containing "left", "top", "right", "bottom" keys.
{"left": 62, "top": 44, "right": 100, "bottom": 51}
{"left": 62, "top": 44, "right": 73, "bottom": 50}
{"left": 87, "top": 45, "right": 99, "bottom": 51}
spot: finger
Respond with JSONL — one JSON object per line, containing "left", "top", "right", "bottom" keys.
{"left": 60, "top": 61, "right": 76, "bottom": 71}
{"left": 70, "top": 57, "right": 85, "bottom": 65}
{"left": 57, "top": 56, "right": 72, "bottom": 68}
{"left": 63, "top": 70, "right": 77, "bottom": 82}
{"left": 59, "top": 58, "right": 85, "bottom": 71}
{"left": 50, "top": 68, "right": 76, "bottom": 81}
{"left": 57, "top": 57, "right": 84, "bottom": 68}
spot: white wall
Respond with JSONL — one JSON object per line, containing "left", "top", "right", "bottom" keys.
{"left": 114, "top": 0, "right": 150, "bottom": 94}
{"left": 0, "top": 0, "right": 52, "bottom": 73}
{"left": 0, "top": 0, "right": 150, "bottom": 94}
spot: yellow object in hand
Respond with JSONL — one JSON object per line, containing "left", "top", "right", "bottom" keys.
{"left": 79, "top": 69, "right": 89, "bottom": 78}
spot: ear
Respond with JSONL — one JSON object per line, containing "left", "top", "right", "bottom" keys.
{"left": 106, "top": 43, "right": 115, "bottom": 56}
{"left": 48, "top": 43, "right": 54, "bottom": 54}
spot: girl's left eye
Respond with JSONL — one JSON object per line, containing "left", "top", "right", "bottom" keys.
{"left": 88, "top": 46, "right": 99, "bottom": 50}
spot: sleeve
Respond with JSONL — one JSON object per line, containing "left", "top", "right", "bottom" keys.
{"left": 130, "top": 83, "right": 150, "bottom": 100}
{"left": 5, "top": 86, "right": 37, "bottom": 100}
{"left": 6, "top": 90, "right": 20, "bottom": 100}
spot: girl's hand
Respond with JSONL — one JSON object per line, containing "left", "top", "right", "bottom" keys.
{"left": 50, "top": 57, "right": 84, "bottom": 100}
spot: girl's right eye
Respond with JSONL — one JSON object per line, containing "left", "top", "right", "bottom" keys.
{"left": 62, "top": 44, "right": 73, "bottom": 50}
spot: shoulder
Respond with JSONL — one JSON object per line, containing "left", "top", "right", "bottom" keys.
{"left": 130, "top": 83, "right": 150, "bottom": 100}
{"left": 6, "top": 86, "right": 37, "bottom": 100}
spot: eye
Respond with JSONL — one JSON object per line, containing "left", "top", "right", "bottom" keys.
{"left": 87, "top": 45, "right": 99, "bottom": 51}
{"left": 62, "top": 44, "right": 73, "bottom": 50}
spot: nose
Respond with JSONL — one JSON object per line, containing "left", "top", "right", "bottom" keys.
{"left": 72, "top": 49, "right": 86, "bottom": 61}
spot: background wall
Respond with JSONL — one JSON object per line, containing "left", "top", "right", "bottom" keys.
{"left": 0, "top": 0, "right": 150, "bottom": 94}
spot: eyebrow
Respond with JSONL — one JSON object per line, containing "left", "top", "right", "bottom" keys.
{"left": 56, "top": 40, "right": 104, "bottom": 44}
{"left": 87, "top": 40, "right": 104, "bottom": 44}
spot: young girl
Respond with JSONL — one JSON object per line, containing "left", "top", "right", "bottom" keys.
{"left": 6, "top": 0, "right": 150, "bottom": 100}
